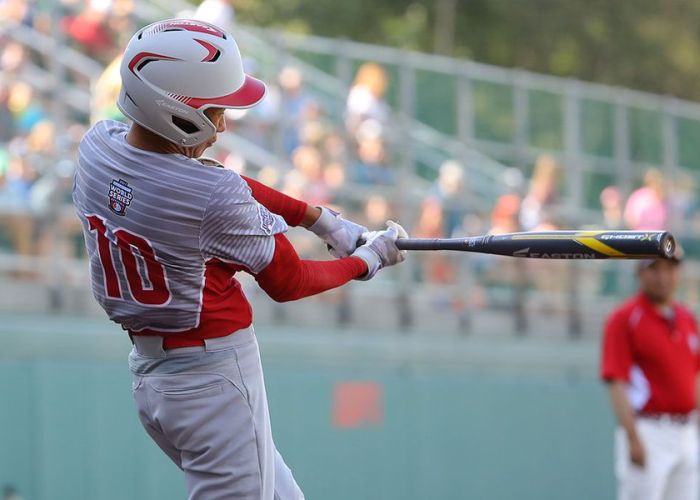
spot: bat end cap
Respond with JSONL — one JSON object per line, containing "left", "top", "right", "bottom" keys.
{"left": 661, "top": 233, "right": 677, "bottom": 259}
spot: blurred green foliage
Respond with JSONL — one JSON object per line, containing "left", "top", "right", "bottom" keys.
{"left": 233, "top": 0, "right": 700, "bottom": 102}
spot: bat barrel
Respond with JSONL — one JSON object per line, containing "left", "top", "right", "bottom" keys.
{"left": 395, "top": 231, "right": 677, "bottom": 259}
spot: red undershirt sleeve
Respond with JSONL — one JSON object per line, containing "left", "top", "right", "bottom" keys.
{"left": 253, "top": 233, "right": 368, "bottom": 302}
{"left": 242, "top": 175, "right": 308, "bottom": 227}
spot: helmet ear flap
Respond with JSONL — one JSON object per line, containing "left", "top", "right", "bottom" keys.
{"left": 117, "top": 82, "right": 217, "bottom": 146}
{"left": 171, "top": 115, "right": 201, "bottom": 134}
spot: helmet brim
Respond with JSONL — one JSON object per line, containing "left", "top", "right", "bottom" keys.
{"left": 186, "top": 75, "right": 266, "bottom": 110}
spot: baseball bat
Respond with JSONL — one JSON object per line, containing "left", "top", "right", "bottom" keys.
{"left": 394, "top": 230, "right": 676, "bottom": 259}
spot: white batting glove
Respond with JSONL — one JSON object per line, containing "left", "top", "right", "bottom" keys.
{"left": 307, "top": 207, "right": 368, "bottom": 257}
{"left": 352, "top": 220, "right": 408, "bottom": 280}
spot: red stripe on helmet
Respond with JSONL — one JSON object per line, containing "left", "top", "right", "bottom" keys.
{"left": 158, "top": 20, "right": 226, "bottom": 38}
{"left": 128, "top": 52, "right": 180, "bottom": 73}
{"left": 194, "top": 39, "right": 220, "bottom": 62}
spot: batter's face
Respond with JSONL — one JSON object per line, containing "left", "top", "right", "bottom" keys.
{"left": 188, "top": 107, "right": 226, "bottom": 158}
{"left": 638, "top": 259, "right": 680, "bottom": 304}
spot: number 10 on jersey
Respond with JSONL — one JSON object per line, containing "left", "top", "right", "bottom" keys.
{"left": 86, "top": 214, "right": 172, "bottom": 306}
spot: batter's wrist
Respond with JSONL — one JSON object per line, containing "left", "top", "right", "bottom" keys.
{"left": 306, "top": 206, "right": 337, "bottom": 234}
{"left": 300, "top": 205, "right": 323, "bottom": 229}
{"left": 352, "top": 246, "right": 381, "bottom": 280}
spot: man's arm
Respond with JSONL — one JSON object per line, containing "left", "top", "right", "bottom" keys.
{"left": 241, "top": 175, "right": 366, "bottom": 256}
{"left": 696, "top": 373, "right": 700, "bottom": 426}
{"left": 608, "top": 380, "right": 645, "bottom": 467}
{"left": 242, "top": 175, "right": 314, "bottom": 227}
{"left": 253, "top": 226, "right": 405, "bottom": 301}
{"left": 601, "top": 307, "right": 645, "bottom": 467}
{"left": 254, "top": 233, "right": 367, "bottom": 302}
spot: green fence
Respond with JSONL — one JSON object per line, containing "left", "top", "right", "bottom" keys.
{"left": 0, "top": 315, "right": 615, "bottom": 500}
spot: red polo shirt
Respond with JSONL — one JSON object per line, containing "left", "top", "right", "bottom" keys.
{"left": 601, "top": 292, "right": 700, "bottom": 414}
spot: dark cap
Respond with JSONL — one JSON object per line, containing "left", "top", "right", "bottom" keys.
{"left": 638, "top": 243, "right": 684, "bottom": 269}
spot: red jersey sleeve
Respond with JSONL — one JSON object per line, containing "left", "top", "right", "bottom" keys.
{"left": 242, "top": 175, "right": 308, "bottom": 227}
{"left": 600, "top": 308, "right": 634, "bottom": 383}
{"left": 253, "top": 233, "right": 367, "bottom": 302}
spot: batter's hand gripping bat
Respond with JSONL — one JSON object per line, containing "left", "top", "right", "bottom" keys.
{"left": 394, "top": 230, "right": 675, "bottom": 259}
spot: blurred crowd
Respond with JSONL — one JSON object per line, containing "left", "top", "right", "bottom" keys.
{"left": 0, "top": 0, "right": 696, "bottom": 309}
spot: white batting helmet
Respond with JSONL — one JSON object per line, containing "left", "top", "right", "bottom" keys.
{"left": 117, "top": 19, "right": 265, "bottom": 146}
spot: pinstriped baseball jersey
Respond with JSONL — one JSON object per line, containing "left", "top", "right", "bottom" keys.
{"left": 73, "top": 120, "right": 287, "bottom": 333}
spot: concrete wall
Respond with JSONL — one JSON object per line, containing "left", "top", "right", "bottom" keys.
{"left": 0, "top": 314, "right": 615, "bottom": 500}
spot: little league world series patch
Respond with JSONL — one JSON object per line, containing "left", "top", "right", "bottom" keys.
{"left": 258, "top": 204, "right": 275, "bottom": 235}
{"left": 108, "top": 179, "right": 133, "bottom": 216}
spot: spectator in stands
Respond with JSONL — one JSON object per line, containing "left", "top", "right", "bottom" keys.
{"left": 598, "top": 185, "right": 626, "bottom": 295}
{"left": 348, "top": 119, "right": 394, "bottom": 185}
{"left": 32, "top": 158, "right": 83, "bottom": 262}
{"left": 600, "top": 185, "right": 623, "bottom": 229}
{"left": 480, "top": 193, "right": 524, "bottom": 295}
{"left": 489, "top": 194, "right": 521, "bottom": 235}
{"left": 483, "top": 167, "right": 523, "bottom": 235}
{"left": 346, "top": 62, "right": 390, "bottom": 135}
{"left": 322, "top": 131, "right": 347, "bottom": 164}
{"left": 0, "top": 0, "right": 33, "bottom": 26}
{"left": 91, "top": 53, "right": 123, "bottom": 122}
{"left": 0, "top": 152, "right": 36, "bottom": 258}
{"left": 601, "top": 247, "right": 699, "bottom": 500}
{"left": 106, "top": 0, "right": 135, "bottom": 48}
{"left": 519, "top": 155, "right": 565, "bottom": 298}
{"left": 4, "top": 151, "right": 35, "bottom": 203}
{"left": 0, "top": 83, "right": 15, "bottom": 142}
{"left": 624, "top": 168, "right": 668, "bottom": 230}
{"left": 235, "top": 65, "right": 315, "bottom": 154}
{"left": 415, "top": 198, "right": 444, "bottom": 241}
{"left": 323, "top": 161, "right": 345, "bottom": 195}
{"left": 8, "top": 81, "right": 44, "bottom": 133}
{"left": 290, "top": 144, "right": 331, "bottom": 206}
{"left": 277, "top": 66, "right": 314, "bottom": 154}
{"left": 519, "top": 154, "right": 560, "bottom": 231}
{"left": 193, "top": 0, "right": 235, "bottom": 32}
{"left": 225, "top": 60, "right": 276, "bottom": 149}
{"left": 298, "top": 100, "right": 331, "bottom": 148}
{"left": 24, "top": 120, "right": 56, "bottom": 175}
{"left": 414, "top": 197, "right": 454, "bottom": 283}
{"left": 671, "top": 172, "right": 697, "bottom": 226}
{"left": 364, "top": 194, "right": 391, "bottom": 228}
{"left": 430, "top": 159, "right": 465, "bottom": 237}
{"left": 60, "top": 1, "right": 115, "bottom": 63}
{"left": 1, "top": 41, "right": 26, "bottom": 75}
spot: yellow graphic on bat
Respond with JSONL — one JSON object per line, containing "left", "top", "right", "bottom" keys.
{"left": 510, "top": 231, "right": 627, "bottom": 257}
{"left": 574, "top": 237, "right": 626, "bottom": 257}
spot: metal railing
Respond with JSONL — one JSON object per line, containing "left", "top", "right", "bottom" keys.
{"left": 257, "top": 29, "right": 700, "bottom": 231}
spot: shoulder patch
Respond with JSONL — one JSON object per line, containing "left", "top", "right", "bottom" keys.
{"left": 257, "top": 204, "right": 275, "bottom": 235}
{"left": 108, "top": 179, "right": 133, "bottom": 216}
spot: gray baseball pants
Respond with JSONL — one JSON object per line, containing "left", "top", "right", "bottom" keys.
{"left": 129, "top": 326, "right": 305, "bottom": 500}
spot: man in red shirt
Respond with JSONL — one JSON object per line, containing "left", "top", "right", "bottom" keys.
{"left": 601, "top": 249, "right": 700, "bottom": 500}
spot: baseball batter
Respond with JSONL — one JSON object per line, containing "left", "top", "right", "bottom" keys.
{"left": 72, "top": 19, "right": 406, "bottom": 499}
